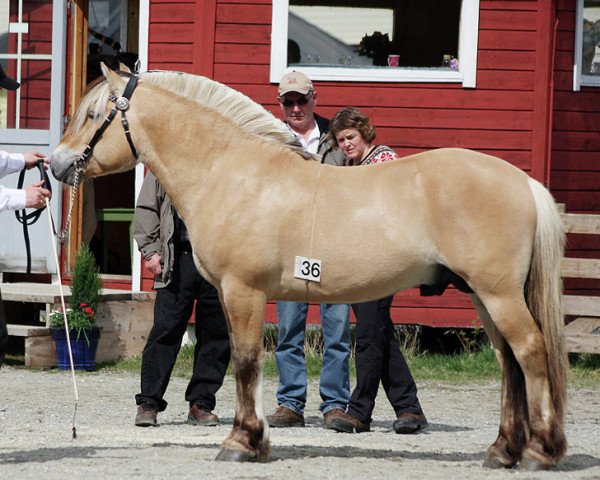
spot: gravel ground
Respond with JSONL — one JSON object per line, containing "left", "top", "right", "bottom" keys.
{"left": 0, "top": 366, "right": 599, "bottom": 479}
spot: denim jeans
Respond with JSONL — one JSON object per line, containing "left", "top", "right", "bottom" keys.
{"left": 275, "top": 301, "right": 350, "bottom": 414}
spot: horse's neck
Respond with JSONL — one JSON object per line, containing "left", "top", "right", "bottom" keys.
{"left": 134, "top": 85, "right": 310, "bottom": 225}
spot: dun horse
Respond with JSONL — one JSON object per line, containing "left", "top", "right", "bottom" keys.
{"left": 51, "top": 66, "right": 567, "bottom": 470}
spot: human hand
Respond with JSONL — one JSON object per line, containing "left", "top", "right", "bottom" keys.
{"left": 145, "top": 253, "right": 163, "bottom": 276}
{"left": 24, "top": 180, "right": 51, "bottom": 209}
{"left": 23, "top": 151, "right": 49, "bottom": 170}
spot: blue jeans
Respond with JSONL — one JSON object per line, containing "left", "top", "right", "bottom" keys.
{"left": 275, "top": 301, "right": 350, "bottom": 414}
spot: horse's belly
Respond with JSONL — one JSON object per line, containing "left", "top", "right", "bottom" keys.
{"left": 275, "top": 260, "right": 437, "bottom": 304}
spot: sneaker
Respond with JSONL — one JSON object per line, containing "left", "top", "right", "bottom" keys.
{"left": 328, "top": 411, "right": 370, "bottom": 433}
{"left": 187, "top": 404, "right": 220, "bottom": 426}
{"left": 393, "top": 412, "right": 428, "bottom": 434}
{"left": 135, "top": 402, "right": 158, "bottom": 427}
{"left": 322, "top": 408, "right": 346, "bottom": 430}
{"left": 266, "top": 406, "right": 305, "bottom": 428}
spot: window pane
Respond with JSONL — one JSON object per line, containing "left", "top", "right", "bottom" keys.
{"left": 7, "top": 0, "right": 53, "bottom": 56}
{"left": 0, "top": 1, "right": 53, "bottom": 130}
{"left": 582, "top": 1, "right": 600, "bottom": 76}
{"left": 288, "top": 0, "right": 461, "bottom": 69}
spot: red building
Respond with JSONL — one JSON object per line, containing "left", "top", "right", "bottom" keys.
{"left": 1, "top": 1, "right": 598, "bottom": 330}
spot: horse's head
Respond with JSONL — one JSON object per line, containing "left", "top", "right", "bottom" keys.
{"left": 51, "top": 64, "right": 140, "bottom": 185}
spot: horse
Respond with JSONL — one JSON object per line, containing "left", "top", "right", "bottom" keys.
{"left": 51, "top": 65, "right": 567, "bottom": 470}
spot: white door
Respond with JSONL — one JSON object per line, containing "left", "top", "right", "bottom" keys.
{"left": 0, "top": 0, "right": 66, "bottom": 274}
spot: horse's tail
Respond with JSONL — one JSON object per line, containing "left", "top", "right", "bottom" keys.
{"left": 526, "top": 178, "right": 567, "bottom": 459}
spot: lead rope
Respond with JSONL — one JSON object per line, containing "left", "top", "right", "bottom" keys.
{"left": 45, "top": 197, "right": 79, "bottom": 438}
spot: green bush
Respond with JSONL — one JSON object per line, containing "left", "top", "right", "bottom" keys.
{"left": 69, "top": 244, "right": 103, "bottom": 314}
{"left": 49, "top": 244, "right": 102, "bottom": 338}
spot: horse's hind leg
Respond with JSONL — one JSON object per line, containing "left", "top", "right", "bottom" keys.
{"left": 471, "top": 295, "right": 528, "bottom": 468}
{"left": 476, "top": 292, "right": 565, "bottom": 470}
{"left": 215, "top": 283, "right": 270, "bottom": 462}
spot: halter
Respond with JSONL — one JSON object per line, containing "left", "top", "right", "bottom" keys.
{"left": 59, "top": 73, "right": 139, "bottom": 242}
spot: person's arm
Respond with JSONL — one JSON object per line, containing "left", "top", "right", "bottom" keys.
{"left": 133, "top": 172, "right": 163, "bottom": 270}
{"left": 0, "top": 185, "right": 26, "bottom": 212}
{"left": 0, "top": 180, "right": 51, "bottom": 212}
{"left": 0, "top": 150, "right": 25, "bottom": 177}
{"left": 368, "top": 145, "right": 398, "bottom": 164}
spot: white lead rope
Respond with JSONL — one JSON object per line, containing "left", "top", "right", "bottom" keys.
{"left": 45, "top": 197, "right": 79, "bottom": 438}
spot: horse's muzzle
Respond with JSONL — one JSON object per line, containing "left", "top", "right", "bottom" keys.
{"left": 50, "top": 150, "right": 78, "bottom": 186}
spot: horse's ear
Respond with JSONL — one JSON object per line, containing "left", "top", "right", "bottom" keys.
{"left": 100, "top": 62, "right": 126, "bottom": 96}
{"left": 119, "top": 62, "right": 132, "bottom": 74}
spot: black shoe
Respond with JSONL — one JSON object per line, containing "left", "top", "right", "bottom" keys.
{"left": 393, "top": 412, "right": 428, "bottom": 434}
{"left": 135, "top": 402, "right": 158, "bottom": 427}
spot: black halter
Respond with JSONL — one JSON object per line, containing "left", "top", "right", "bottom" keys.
{"left": 75, "top": 74, "right": 139, "bottom": 173}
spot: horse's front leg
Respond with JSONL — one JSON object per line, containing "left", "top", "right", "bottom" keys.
{"left": 215, "top": 284, "right": 270, "bottom": 463}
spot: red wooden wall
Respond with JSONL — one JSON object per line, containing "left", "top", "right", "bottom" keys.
{"left": 144, "top": 0, "right": 598, "bottom": 326}
{"left": 552, "top": 0, "right": 600, "bottom": 300}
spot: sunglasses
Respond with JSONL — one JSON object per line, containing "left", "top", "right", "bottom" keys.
{"left": 279, "top": 93, "right": 313, "bottom": 107}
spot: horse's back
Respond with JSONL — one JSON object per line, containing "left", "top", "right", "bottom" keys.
{"left": 308, "top": 147, "right": 538, "bottom": 299}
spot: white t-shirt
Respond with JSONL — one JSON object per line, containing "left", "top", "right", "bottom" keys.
{"left": 295, "top": 122, "right": 321, "bottom": 155}
{"left": 0, "top": 150, "right": 26, "bottom": 212}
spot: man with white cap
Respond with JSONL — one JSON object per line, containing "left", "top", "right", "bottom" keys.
{"left": 266, "top": 70, "right": 350, "bottom": 430}
{"left": 0, "top": 63, "right": 51, "bottom": 367}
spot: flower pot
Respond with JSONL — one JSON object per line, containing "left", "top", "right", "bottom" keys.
{"left": 50, "top": 326, "right": 102, "bottom": 371}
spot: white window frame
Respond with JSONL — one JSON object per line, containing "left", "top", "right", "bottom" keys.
{"left": 270, "top": 0, "right": 480, "bottom": 88}
{"left": 573, "top": 0, "right": 600, "bottom": 90}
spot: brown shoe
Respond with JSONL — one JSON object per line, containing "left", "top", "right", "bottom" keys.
{"left": 323, "top": 408, "right": 346, "bottom": 430}
{"left": 328, "top": 411, "right": 370, "bottom": 433}
{"left": 135, "top": 402, "right": 158, "bottom": 427}
{"left": 393, "top": 412, "right": 428, "bottom": 434}
{"left": 266, "top": 406, "right": 305, "bottom": 428}
{"left": 187, "top": 404, "right": 220, "bottom": 426}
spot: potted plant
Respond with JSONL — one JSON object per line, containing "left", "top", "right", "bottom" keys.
{"left": 49, "top": 244, "right": 103, "bottom": 371}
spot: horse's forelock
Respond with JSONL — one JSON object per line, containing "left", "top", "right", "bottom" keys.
{"left": 71, "top": 80, "right": 112, "bottom": 133}
{"left": 140, "top": 70, "right": 317, "bottom": 160}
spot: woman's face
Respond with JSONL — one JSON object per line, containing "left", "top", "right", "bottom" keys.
{"left": 335, "top": 128, "right": 369, "bottom": 163}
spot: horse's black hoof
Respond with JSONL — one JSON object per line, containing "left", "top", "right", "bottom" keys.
{"left": 215, "top": 448, "right": 255, "bottom": 462}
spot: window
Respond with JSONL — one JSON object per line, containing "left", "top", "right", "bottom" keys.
{"left": 270, "top": 0, "right": 480, "bottom": 88}
{"left": 574, "top": 0, "right": 600, "bottom": 89}
{"left": 0, "top": 0, "right": 54, "bottom": 130}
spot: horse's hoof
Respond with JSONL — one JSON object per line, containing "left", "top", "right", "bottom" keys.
{"left": 519, "top": 458, "right": 551, "bottom": 471}
{"left": 215, "top": 448, "right": 256, "bottom": 462}
{"left": 483, "top": 456, "right": 513, "bottom": 469}
{"left": 215, "top": 448, "right": 253, "bottom": 462}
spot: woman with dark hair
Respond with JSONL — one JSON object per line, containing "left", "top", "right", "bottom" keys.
{"left": 326, "top": 107, "right": 428, "bottom": 434}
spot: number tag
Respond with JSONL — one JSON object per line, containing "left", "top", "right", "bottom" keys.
{"left": 294, "top": 256, "right": 322, "bottom": 283}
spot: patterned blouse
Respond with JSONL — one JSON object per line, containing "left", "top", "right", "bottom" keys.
{"left": 343, "top": 145, "right": 398, "bottom": 166}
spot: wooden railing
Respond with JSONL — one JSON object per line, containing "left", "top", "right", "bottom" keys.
{"left": 561, "top": 212, "right": 600, "bottom": 354}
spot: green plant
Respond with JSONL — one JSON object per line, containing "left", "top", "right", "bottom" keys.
{"left": 69, "top": 243, "right": 103, "bottom": 313}
{"left": 49, "top": 244, "right": 102, "bottom": 339}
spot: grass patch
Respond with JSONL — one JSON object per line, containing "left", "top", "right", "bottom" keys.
{"left": 57, "top": 326, "right": 600, "bottom": 389}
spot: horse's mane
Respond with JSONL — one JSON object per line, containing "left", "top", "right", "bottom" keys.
{"left": 72, "top": 70, "right": 318, "bottom": 161}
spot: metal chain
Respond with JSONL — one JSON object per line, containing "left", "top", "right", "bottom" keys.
{"left": 57, "top": 164, "right": 83, "bottom": 243}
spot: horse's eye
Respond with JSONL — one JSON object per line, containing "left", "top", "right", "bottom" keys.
{"left": 87, "top": 110, "right": 99, "bottom": 121}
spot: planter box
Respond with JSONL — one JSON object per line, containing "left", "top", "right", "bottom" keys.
{"left": 2, "top": 283, "right": 155, "bottom": 367}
